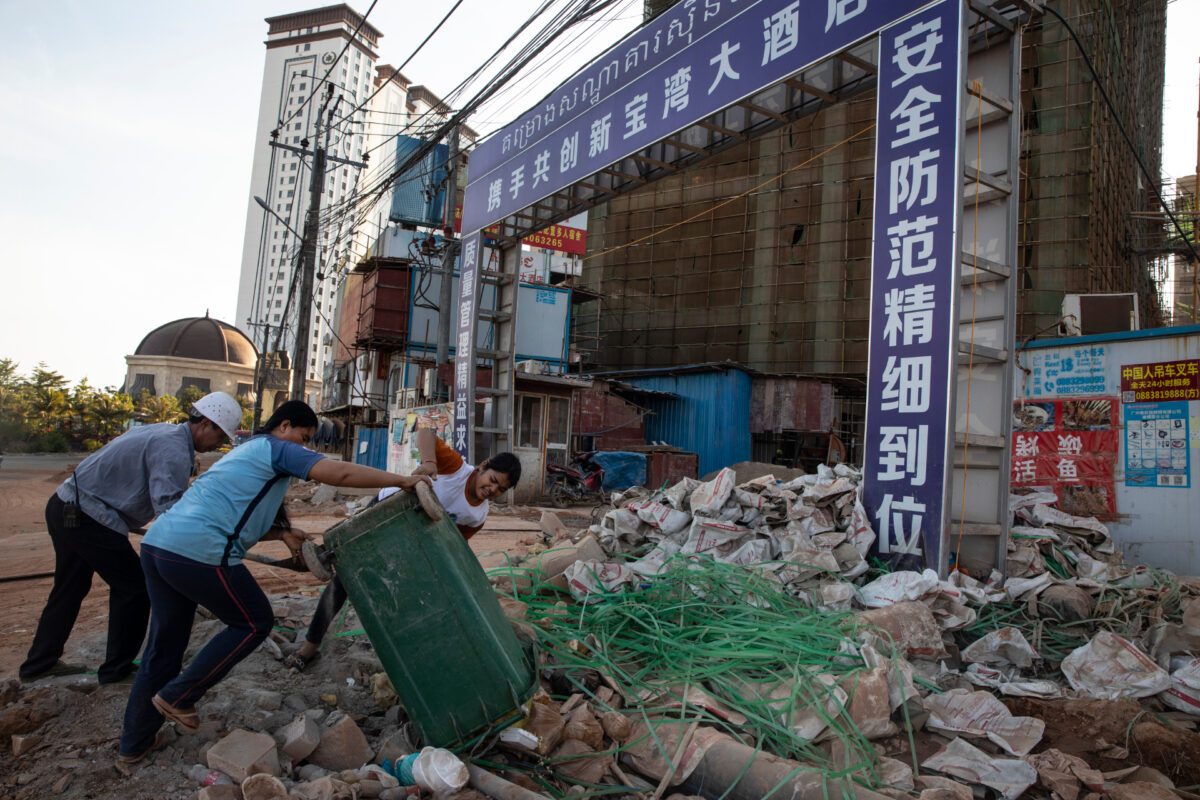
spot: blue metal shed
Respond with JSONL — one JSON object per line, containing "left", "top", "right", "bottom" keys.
{"left": 598, "top": 363, "right": 754, "bottom": 477}
{"left": 354, "top": 427, "right": 389, "bottom": 471}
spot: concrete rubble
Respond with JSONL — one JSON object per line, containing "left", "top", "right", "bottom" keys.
{"left": 3, "top": 464, "right": 1200, "bottom": 799}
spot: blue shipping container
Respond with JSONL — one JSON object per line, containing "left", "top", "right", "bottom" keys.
{"left": 620, "top": 365, "right": 752, "bottom": 477}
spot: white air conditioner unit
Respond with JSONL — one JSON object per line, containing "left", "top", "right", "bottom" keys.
{"left": 422, "top": 369, "right": 437, "bottom": 398}
{"left": 394, "top": 388, "right": 418, "bottom": 410}
{"left": 1062, "top": 293, "right": 1138, "bottom": 336}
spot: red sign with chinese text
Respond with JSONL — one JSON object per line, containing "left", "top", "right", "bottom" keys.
{"left": 453, "top": 206, "right": 586, "bottom": 255}
{"left": 1011, "top": 398, "right": 1119, "bottom": 519}
{"left": 1120, "top": 359, "right": 1200, "bottom": 403}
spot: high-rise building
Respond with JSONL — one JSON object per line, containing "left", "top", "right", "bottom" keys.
{"left": 236, "top": 4, "right": 383, "bottom": 398}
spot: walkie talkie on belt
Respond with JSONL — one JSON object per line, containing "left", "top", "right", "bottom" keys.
{"left": 63, "top": 472, "right": 81, "bottom": 529}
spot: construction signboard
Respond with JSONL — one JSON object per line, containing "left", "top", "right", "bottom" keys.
{"left": 1119, "top": 359, "right": 1200, "bottom": 403}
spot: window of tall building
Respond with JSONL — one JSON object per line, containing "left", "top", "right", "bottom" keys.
{"left": 273, "top": 314, "right": 281, "bottom": 322}
{"left": 304, "top": 43, "right": 311, "bottom": 51}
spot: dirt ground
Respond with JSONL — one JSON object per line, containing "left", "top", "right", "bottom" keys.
{"left": 0, "top": 454, "right": 590, "bottom": 683}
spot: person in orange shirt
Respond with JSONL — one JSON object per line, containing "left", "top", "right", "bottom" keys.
{"left": 283, "top": 429, "right": 520, "bottom": 671}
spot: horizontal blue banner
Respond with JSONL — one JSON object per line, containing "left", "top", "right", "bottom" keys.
{"left": 463, "top": 0, "right": 932, "bottom": 234}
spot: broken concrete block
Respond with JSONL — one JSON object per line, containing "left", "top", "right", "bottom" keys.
{"left": 1039, "top": 584, "right": 1096, "bottom": 622}
{"left": 853, "top": 601, "right": 949, "bottom": 660}
{"left": 539, "top": 510, "right": 568, "bottom": 539}
{"left": 549, "top": 738, "right": 611, "bottom": 784}
{"left": 839, "top": 667, "right": 897, "bottom": 740}
{"left": 198, "top": 786, "right": 242, "bottom": 800}
{"left": 532, "top": 534, "right": 606, "bottom": 580}
{"left": 368, "top": 672, "right": 397, "bottom": 709}
{"left": 917, "top": 788, "right": 972, "bottom": 800}
{"left": 11, "top": 733, "right": 40, "bottom": 756}
{"left": 374, "top": 728, "right": 414, "bottom": 766}
{"left": 277, "top": 715, "right": 321, "bottom": 762}
{"left": 497, "top": 596, "right": 529, "bottom": 621}
{"left": 308, "top": 712, "right": 372, "bottom": 771}
{"left": 311, "top": 483, "right": 337, "bottom": 504}
{"left": 563, "top": 705, "right": 603, "bottom": 749}
{"left": 241, "top": 773, "right": 288, "bottom": 800}
{"left": 292, "top": 775, "right": 354, "bottom": 800}
{"left": 1109, "top": 783, "right": 1180, "bottom": 800}
{"left": 599, "top": 711, "right": 631, "bottom": 742}
{"left": 207, "top": 728, "right": 281, "bottom": 782}
{"left": 249, "top": 689, "right": 283, "bottom": 711}
{"left": 296, "top": 763, "right": 331, "bottom": 781}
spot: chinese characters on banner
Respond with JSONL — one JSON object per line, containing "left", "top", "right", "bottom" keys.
{"left": 452, "top": 232, "right": 483, "bottom": 457}
{"left": 462, "top": 0, "right": 932, "bottom": 234}
{"left": 1124, "top": 401, "right": 1190, "bottom": 488}
{"left": 861, "top": 0, "right": 962, "bottom": 572}
{"left": 1120, "top": 359, "right": 1200, "bottom": 403}
{"left": 1010, "top": 399, "right": 1119, "bottom": 518}
{"left": 453, "top": 206, "right": 587, "bottom": 255}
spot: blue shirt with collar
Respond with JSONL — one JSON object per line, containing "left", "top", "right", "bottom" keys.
{"left": 142, "top": 434, "right": 324, "bottom": 565}
{"left": 56, "top": 422, "right": 195, "bottom": 534}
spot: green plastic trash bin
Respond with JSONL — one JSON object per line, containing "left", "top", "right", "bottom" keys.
{"left": 322, "top": 488, "right": 537, "bottom": 747}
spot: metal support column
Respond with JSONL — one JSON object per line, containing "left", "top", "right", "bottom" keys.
{"left": 949, "top": 0, "right": 1037, "bottom": 573}
{"left": 472, "top": 243, "right": 520, "bottom": 463}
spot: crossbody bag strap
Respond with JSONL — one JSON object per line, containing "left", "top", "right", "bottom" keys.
{"left": 221, "top": 473, "right": 288, "bottom": 566}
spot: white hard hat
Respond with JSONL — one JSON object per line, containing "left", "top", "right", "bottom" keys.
{"left": 192, "top": 392, "right": 242, "bottom": 441}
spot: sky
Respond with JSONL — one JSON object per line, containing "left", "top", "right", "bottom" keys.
{"left": 0, "top": 0, "right": 1197, "bottom": 389}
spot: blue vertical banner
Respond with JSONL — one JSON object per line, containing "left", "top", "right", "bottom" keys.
{"left": 453, "top": 231, "right": 483, "bottom": 458}
{"left": 862, "top": 0, "right": 963, "bottom": 571}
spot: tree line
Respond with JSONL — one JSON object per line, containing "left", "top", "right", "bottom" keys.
{"left": 0, "top": 359, "right": 249, "bottom": 453}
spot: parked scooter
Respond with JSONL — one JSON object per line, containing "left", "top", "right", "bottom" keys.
{"left": 546, "top": 451, "right": 605, "bottom": 508}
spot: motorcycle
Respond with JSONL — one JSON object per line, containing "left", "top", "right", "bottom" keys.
{"left": 546, "top": 451, "right": 605, "bottom": 508}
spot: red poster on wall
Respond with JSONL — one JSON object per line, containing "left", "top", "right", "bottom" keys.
{"left": 1011, "top": 397, "right": 1119, "bottom": 519}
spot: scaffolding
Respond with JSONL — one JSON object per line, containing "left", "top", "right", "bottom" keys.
{"left": 576, "top": 0, "right": 1170, "bottom": 375}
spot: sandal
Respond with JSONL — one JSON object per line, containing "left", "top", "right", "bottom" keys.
{"left": 283, "top": 650, "right": 320, "bottom": 672}
{"left": 117, "top": 729, "right": 169, "bottom": 765}
{"left": 151, "top": 694, "right": 200, "bottom": 733}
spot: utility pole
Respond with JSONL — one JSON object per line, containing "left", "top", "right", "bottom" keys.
{"left": 290, "top": 86, "right": 335, "bottom": 402}
{"left": 436, "top": 126, "right": 462, "bottom": 375}
{"left": 259, "top": 85, "right": 363, "bottom": 406}
{"left": 252, "top": 322, "right": 271, "bottom": 430}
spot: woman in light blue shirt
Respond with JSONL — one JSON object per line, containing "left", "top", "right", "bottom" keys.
{"left": 118, "top": 401, "right": 428, "bottom": 763}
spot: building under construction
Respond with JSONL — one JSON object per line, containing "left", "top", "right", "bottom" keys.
{"left": 575, "top": 0, "right": 1169, "bottom": 459}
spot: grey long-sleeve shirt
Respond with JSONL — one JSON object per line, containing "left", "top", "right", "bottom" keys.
{"left": 55, "top": 422, "right": 196, "bottom": 534}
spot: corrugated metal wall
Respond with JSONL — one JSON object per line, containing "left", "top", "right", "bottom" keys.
{"left": 624, "top": 369, "right": 752, "bottom": 477}
{"left": 355, "top": 427, "right": 388, "bottom": 470}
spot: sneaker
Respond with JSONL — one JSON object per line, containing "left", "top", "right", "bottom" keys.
{"left": 19, "top": 660, "right": 88, "bottom": 681}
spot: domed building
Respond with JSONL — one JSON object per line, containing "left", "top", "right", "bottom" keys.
{"left": 124, "top": 314, "right": 261, "bottom": 404}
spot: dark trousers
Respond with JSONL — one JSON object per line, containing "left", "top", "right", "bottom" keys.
{"left": 119, "top": 544, "right": 272, "bottom": 757}
{"left": 20, "top": 494, "right": 150, "bottom": 683}
{"left": 305, "top": 576, "right": 348, "bottom": 646}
